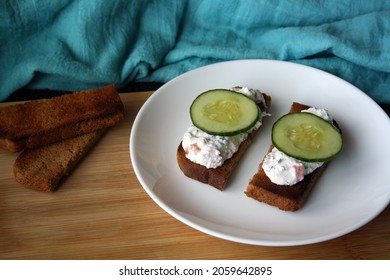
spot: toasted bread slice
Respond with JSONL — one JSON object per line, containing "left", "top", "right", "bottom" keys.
{"left": 177, "top": 94, "right": 271, "bottom": 191}
{"left": 245, "top": 102, "right": 339, "bottom": 211}
{"left": 13, "top": 130, "right": 106, "bottom": 192}
{"left": 0, "top": 84, "right": 124, "bottom": 152}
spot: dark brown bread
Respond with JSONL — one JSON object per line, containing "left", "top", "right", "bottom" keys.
{"left": 13, "top": 130, "right": 106, "bottom": 192}
{"left": 177, "top": 94, "right": 271, "bottom": 191}
{"left": 0, "top": 84, "right": 124, "bottom": 152}
{"left": 245, "top": 102, "right": 338, "bottom": 211}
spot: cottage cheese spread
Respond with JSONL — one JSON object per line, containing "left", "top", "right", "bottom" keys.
{"left": 262, "top": 107, "right": 332, "bottom": 186}
{"left": 182, "top": 87, "right": 268, "bottom": 169}
{"left": 231, "top": 86, "right": 267, "bottom": 106}
{"left": 301, "top": 107, "right": 333, "bottom": 123}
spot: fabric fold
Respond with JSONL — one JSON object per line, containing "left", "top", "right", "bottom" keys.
{"left": 0, "top": 0, "right": 389, "bottom": 104}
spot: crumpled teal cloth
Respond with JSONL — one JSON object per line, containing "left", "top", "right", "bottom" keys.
{"left": 1, "top": 0, "right": 390, "bottom": 103}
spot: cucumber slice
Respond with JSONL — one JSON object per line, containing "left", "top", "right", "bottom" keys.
{"left": 190, "top": 89, "right": 259, "bottom": 136}
{"left": 272, "top": 112, "right": 342, "bottom": 162}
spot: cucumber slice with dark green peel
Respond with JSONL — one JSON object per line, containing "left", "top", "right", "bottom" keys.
{"left": 272, "top": 112, "right": 342, "bottom": 162}
{"left": 190, "top": 89, "right": 259, "bottom": 136}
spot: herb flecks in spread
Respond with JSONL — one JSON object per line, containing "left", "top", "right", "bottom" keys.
{"left": 182, "top": 87, "right": 269, "bottom": 169}
{"left": 262, "top": 147, "right": 324, "bottom": 186}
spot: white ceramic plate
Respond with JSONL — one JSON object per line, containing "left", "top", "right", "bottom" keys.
{"left": 130, "top": 60, "right": 390, "bottom": 246}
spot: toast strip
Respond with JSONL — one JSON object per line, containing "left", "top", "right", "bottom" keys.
{"left": 13, "top": 130, "right": 106, "bottom": 192}
{"left": 0, "top": 84, "right": 124, "bottom": 152}
{"left": 245, "top": 102, "right": 337, "bottom": 211}
{"left": 177, "top": 94, "right": 271, "bottom": 191}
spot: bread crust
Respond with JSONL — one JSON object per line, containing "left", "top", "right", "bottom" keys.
{"left": 245, "top": 102, "right": 338, "bottom": 211}
{"left": 177, "top": 94, "right": 271, "bottom": 191}
{"left": 13, "top": 130, "right": 106, "bottom": 192}
{"left": 0, "top": 84, "right": 124, "bottom": 152}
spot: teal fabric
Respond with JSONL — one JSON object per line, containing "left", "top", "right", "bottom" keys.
{"left": 1, "top": 0, "right": 390, "bottom": 104}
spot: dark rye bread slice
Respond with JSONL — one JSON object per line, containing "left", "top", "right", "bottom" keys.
{"left": 0, "top": 84, "right": 124, "bottom": 152}
{"left": 14, "top": 130, "right": 106, "bottom": 192}
{"left": 177, "top": 94, "right": 271, "bottom": 191}
{"left": 245, "top": 102, "right": 340, "bottom": 211}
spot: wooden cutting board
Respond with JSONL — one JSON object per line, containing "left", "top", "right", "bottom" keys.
{"left": 0, "top": 92, "right": 389, "bottom": 260}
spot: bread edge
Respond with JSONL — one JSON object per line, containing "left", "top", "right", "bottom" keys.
{"left": 0, "top": 84, "right": 124, "bottom": 152}
{"left": 13, "top": 129, "right": 107, "bottom": 192}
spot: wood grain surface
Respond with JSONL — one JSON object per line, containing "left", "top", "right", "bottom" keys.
{"left": 0, "top": 92, "right": 389, "bottom": 260}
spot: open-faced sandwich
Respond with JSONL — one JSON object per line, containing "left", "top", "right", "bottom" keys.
{"left": 245, "top": 102, "right": 343, "bottom": 211}
{"left": 177, "top": 87, "right": 271, "bottom": 191}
